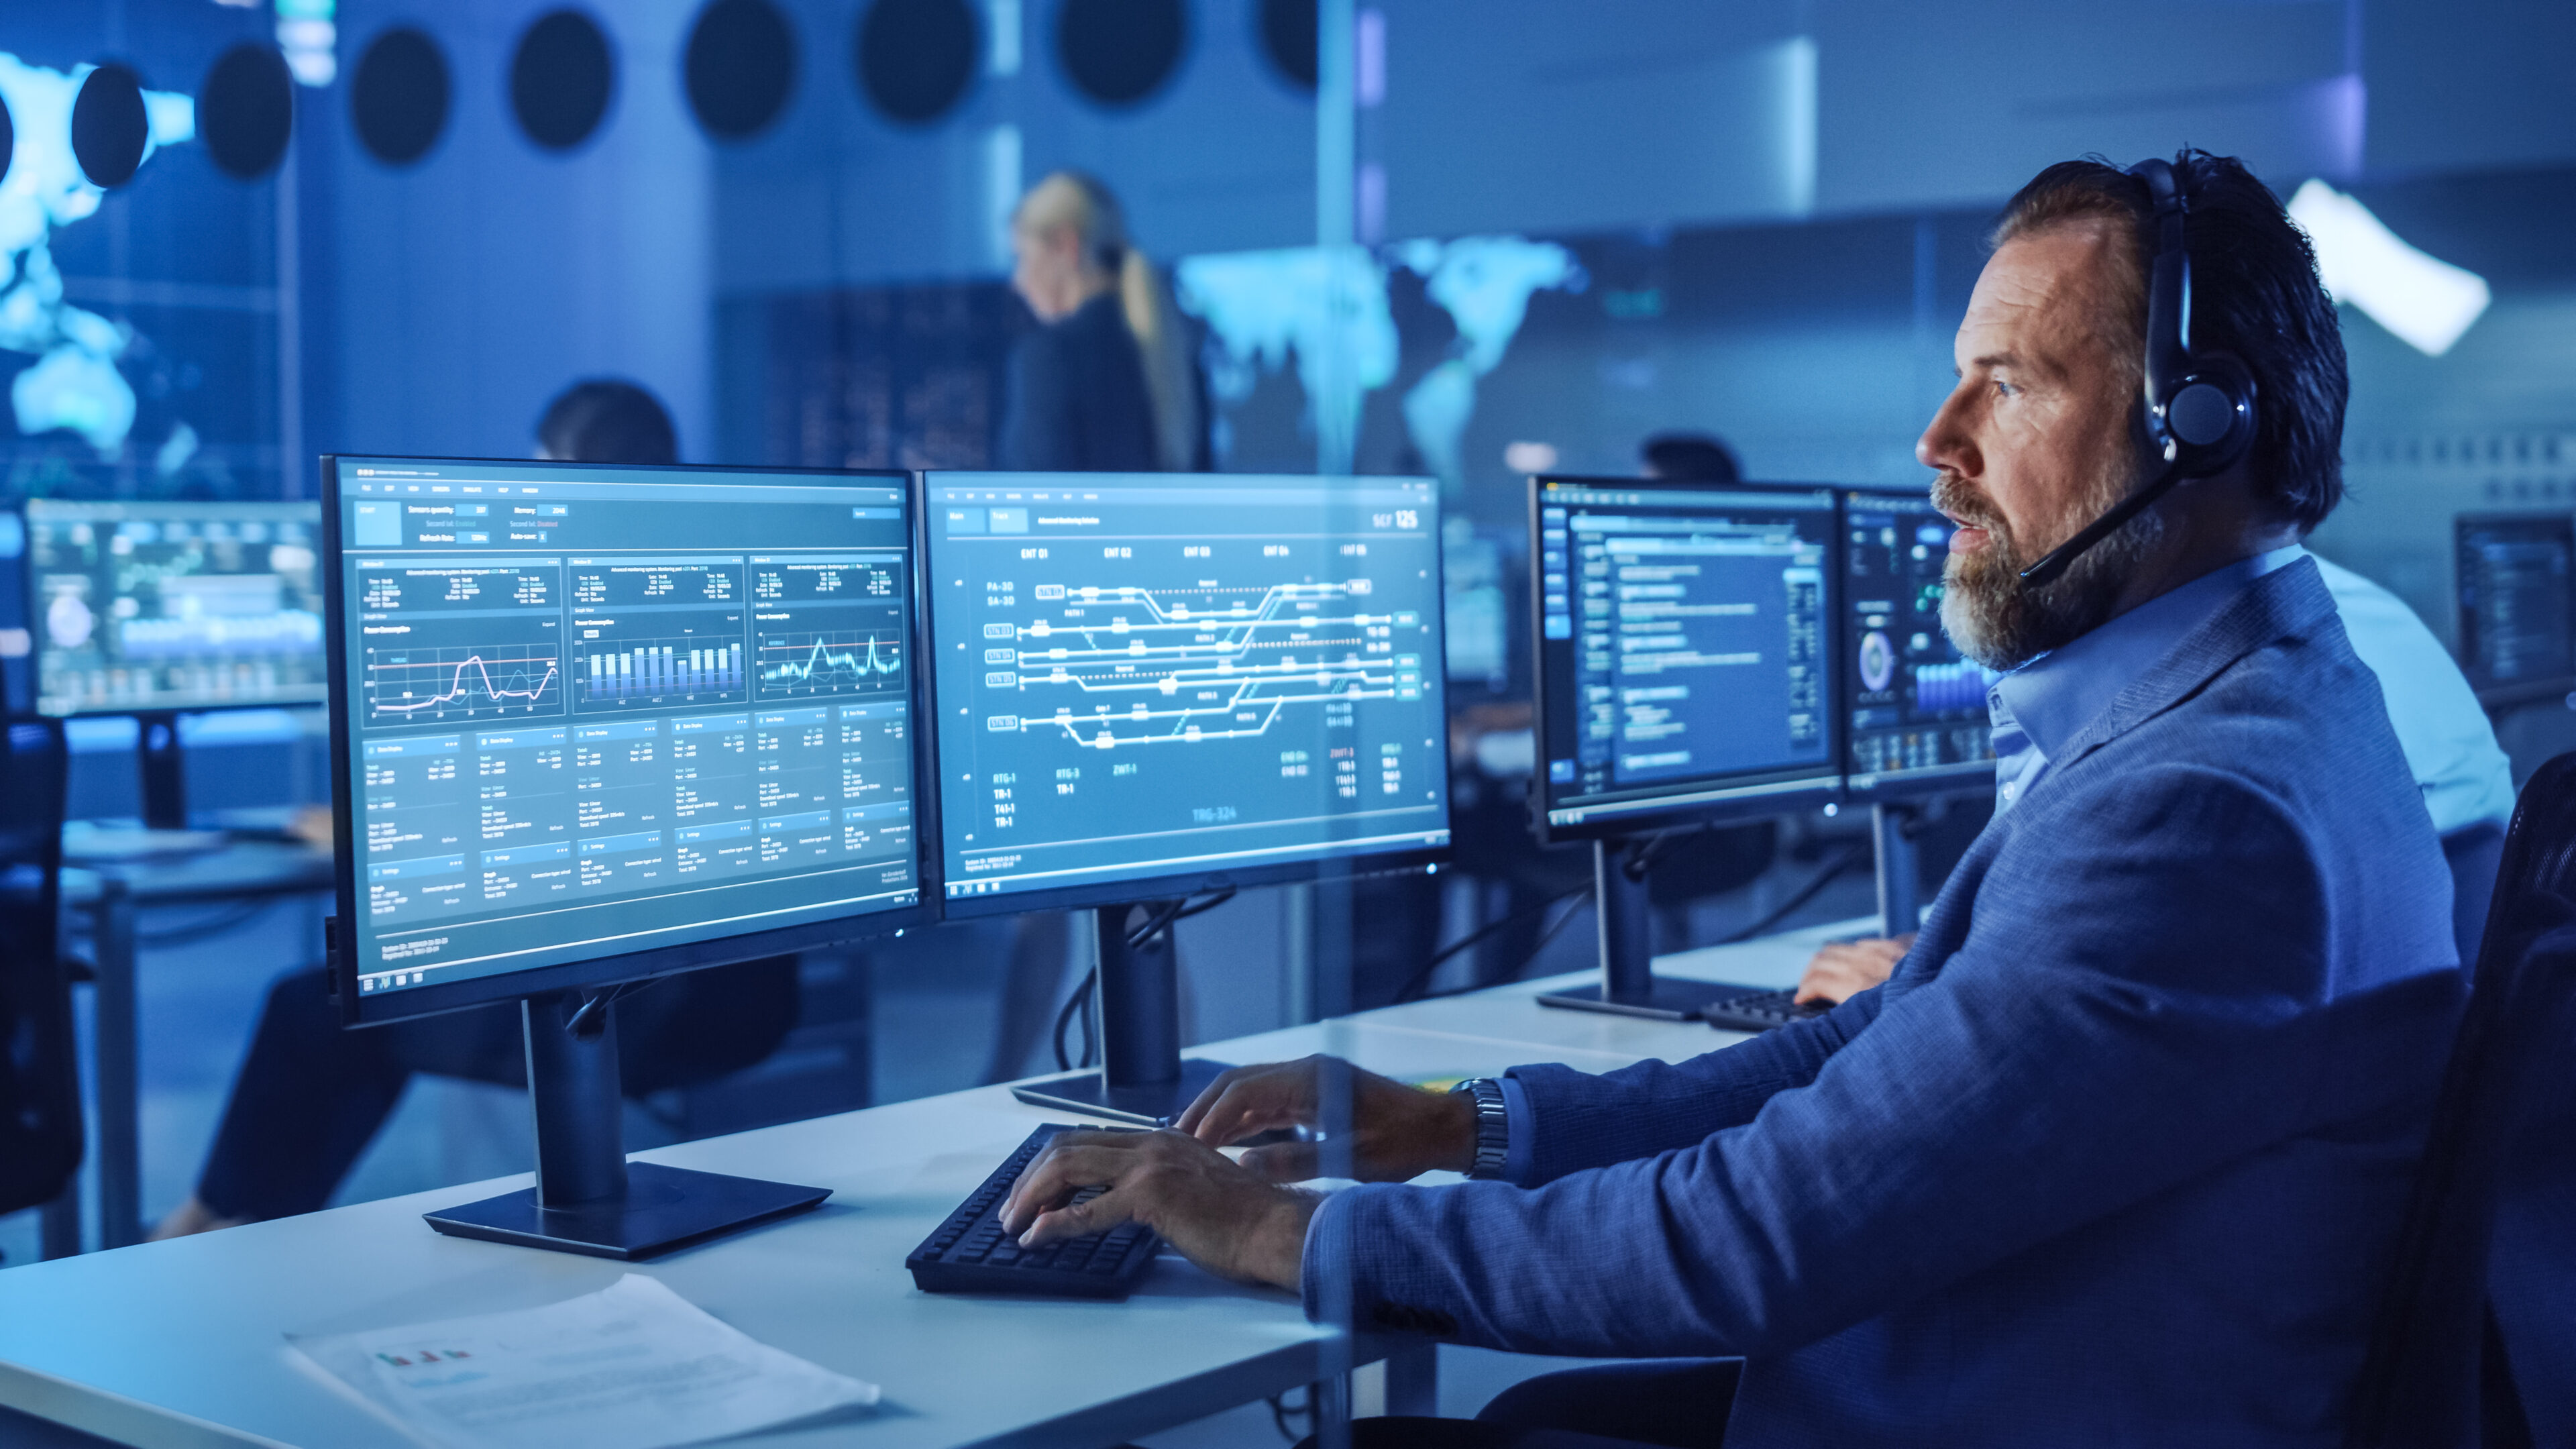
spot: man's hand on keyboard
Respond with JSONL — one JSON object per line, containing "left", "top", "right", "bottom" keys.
{"left": 1000, "top": 1128, "right": 1316, "bottom": 1289}
{"left": 1794, "top": 933, "right": 1916, "bottom": 1005}
{"left": 1176, "top": 1055, "right": 1477, "bottom": 1183}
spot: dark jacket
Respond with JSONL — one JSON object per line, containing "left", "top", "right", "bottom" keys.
{"left": 1309, "top": 558, "right": 2465, "bottom": 1446}
{"left": 998, "top": 291, "right": 1159, "bottom": 472}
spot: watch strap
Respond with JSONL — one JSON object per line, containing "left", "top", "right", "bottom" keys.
{"left": 1452, "top": 1077, "right": 1511, "bottom": 1180}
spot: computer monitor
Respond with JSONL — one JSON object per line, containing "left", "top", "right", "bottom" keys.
{"left": 323, "top": 454, "right": 930, "bottom": 1258}
{"left": 23, "top": 498, "right": 327, "bottom": 827}
{"left": 1527, "top": 475, "right": 1841, "bottom": 1018}
{"left": 1840, "top": 488, "right": 1992, "bottom": 800}
{"left": 2455, "top": 513, "right": 2575, "bottom": 708}
{"left": 920, "top": 470, "right": 1452, "bottom": 1121}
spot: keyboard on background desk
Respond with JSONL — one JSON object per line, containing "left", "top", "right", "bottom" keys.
{"left": 907, "top": 1124, "right": 1163, "bottom": 1298}
{"left": 1701, "top": 987, "right": 1832, "bottom": 1033}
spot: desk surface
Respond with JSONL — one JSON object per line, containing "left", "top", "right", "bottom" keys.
{"left": 0, "top": 920, "right": 1851, "bottom": 1449}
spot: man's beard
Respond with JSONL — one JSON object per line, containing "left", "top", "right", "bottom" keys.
{"left": 1934, "top": 461, "right": 2163, "bottom": 672}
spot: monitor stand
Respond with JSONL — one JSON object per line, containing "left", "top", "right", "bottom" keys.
{"left": 1535, "top": 806, "right": 1923, "bottom": 1021}
{"left": 423, "top": 987, "right": 830, "bottom": 1259}
{"left": 136, "top": 710, "right": 189, "bottom": 830}
{"left": 1010, "top": 903, "right": 1234, "bottom": 1127}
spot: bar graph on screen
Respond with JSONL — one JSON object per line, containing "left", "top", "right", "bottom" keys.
{"left": 577, "top": 636, "right": 749, "bottom": 708}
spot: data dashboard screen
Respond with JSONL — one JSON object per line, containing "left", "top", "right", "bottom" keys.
{"left": 2456, "top": 513, "right": 2575, "bottom": 704}
{"left": 1533, "top": 479, "right": 1839, "bottom": 837}
{"left": 1842, "top": 489, "right": 1993, "bottom": 796}
{"left": 27, "top": 499, "right": 326, "bottom": 716}
{"left": 925, "top": 472, "right": 1450, "bottom": 909}
{"left": 330, "top": 458, "right": 920, "bottom": 1004}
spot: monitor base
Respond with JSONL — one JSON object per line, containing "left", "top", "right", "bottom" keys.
{"left": 1535, "top": 976, "right": 1746, "bottom": 1022}
{"left": 423, "top": 1161, "right": 828, "bottom": 1260}
{"left": 1011, "top": 1057, "right": 1236, "bottom": 1126}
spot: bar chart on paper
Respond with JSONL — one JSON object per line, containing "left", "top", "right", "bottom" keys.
{"left": 580, "top": 636, "right": 748, "bottom": 705}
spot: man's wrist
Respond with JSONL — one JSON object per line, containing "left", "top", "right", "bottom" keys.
{"left": 1249, "top": 1187, "right": 1322, "bottom": 1289}
{"left": 1435, "top": 1085, "right": 1481, "bottom": 1175}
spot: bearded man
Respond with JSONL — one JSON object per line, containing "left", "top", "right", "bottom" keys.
{"left": 996, "top": 152, "right": 2466, "bottom": 1448}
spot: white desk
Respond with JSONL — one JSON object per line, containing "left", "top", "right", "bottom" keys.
{"left": 0, "top": 922, "right": 1857, "bottom": 1448}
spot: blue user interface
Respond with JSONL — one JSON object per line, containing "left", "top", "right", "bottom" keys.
{"left": 28, "top": 499, "right": 327, "bottom": 716}
{"left": 926, "top": 472, "right": 1451, "bottom": 907}
{"left": 1536, "top": 480, "right": 1838, "bottom": 832}
{"left": 331, "top": 458, "right": 919, "bottom": 998}
{"left": 1842, "top": 489, "right": 1994, "bottom": 794}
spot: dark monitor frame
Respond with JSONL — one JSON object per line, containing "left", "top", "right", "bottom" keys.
{"left": 1836, "top": 484, "right": 1993, "bottom": 804}
{"left": 916, "top": 470, "right": 1454, "bottom": 922}
{"left": 1526, "top": 474, "right": 1844, "bottom": 847}
{"left": 321, "top": 455, "right": 940, "bottom": 1030}
{"left": 2455, "top": 511, "right": 2576, "bottom": 711}
{"left": 19, "top": 496, "right": 331, "bottom": 720}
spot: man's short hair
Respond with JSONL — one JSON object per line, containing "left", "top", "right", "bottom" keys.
{"left": 1640, "top": 431, "right": 1741, "bottom": 483}
{"left": 1993, "top": 150, "right": 2349, "bottom": 532}
{"left": 538, "top": 378, "right": 678, "bottom": 466}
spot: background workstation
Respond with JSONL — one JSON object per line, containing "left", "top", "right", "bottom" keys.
{"left": 0, "top": 0, "right": 2573, "bottom": 1443}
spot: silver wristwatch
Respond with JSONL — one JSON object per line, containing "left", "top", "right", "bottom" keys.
{"left": 1452, "top": 1077, "right": 1511, "bottom": 1180}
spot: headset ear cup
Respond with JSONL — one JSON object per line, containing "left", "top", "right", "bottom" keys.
{"left": 2169, "top": 354, "right": 2257, "bottom": 477}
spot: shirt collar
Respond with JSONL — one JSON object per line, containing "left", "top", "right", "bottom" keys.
{"left": 1994, "top": 543, "right": 2307, "bottom": 761}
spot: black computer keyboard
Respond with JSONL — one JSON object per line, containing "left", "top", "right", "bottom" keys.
{"left": 1701, "top": 987, "right": 1832, "bottom": 1032}
{"left": 906, "top": 1124, "right": 1163, "bottom": 1298}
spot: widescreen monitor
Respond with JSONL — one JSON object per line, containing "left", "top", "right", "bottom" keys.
{"left": 1841, "top": 488, "right": 1993, "bottom": 799}
{"left": 2455, "top": 512, "right": 2576, "bottom": 707}
{"left": 25, "top": 498, "right": 326, "bottom": 717}
{"left": 323, "top": 456, "right": 932, "bottom": 1028}
{"left": 1529, "top": 476, "right": 1841, "bottom": 844}
{"left": 922, "top": 471, "right": 1452, "bottom": 917}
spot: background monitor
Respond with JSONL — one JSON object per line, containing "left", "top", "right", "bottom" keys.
{"left": 26, "top": 499, "right": 327, "bottom": 717}
{"left": 1840, "top": 487, "right": 1994, "bottom": 798}
{"left": 923, "top": 471, "right": 1452, "bottom": 916}
{"left": 2455, "top": 512, "right": 2576, "bottom": 707}
{"left": 1529, "top": 476, "right": 1841, "bottom": 843}
{"left": 325, "top": 456, "right": 931, "bottom": 1027}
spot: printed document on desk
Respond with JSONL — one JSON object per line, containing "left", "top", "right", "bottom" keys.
{"left": 286, "top": 1273, "right": 879, "bottom": 1449}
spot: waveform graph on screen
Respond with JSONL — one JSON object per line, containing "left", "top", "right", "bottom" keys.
{"left": 755, "top": 628, "right": 904, "bottom": 700}
{"left": 365, "top": 643, "right": 565, "bottom": 724}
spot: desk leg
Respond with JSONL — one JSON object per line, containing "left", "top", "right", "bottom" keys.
{"left": 93, "top": 883, "right": 141, "bottom": 1250}
{"left": 1383, "top": 1341, "right": 1438, "bottom": 1417}
{"left": 1310, "top": 1372, "right": 1352, "bottom": 1449}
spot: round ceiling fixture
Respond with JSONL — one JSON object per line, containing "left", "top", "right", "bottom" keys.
{"left": 1258, "top": 0, "right": 1316, "bottom": 90}
{"left": 1056, "top": 0, "right": 1186, "bottom": 109}
{"left": 512, "top": 10, "right": 616, "bottom": 151}
{"left": 855, "top": 0, "right": 979, "bottom": 125}
{"left": 72, "top": 62, "right": 149, "bottom": 189}
{"left": 351, "top": 26, "right": 451, "bottom": 166}
{"left": 686, "top": 0, "right": 798, "bottom": 141}
{"left": 200, "top": 42, "right": 294, "bottom": 180}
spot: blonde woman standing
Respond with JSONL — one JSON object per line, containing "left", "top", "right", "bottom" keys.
{"left": 1000, "top": 170, "right": 1205, "bottom": 473}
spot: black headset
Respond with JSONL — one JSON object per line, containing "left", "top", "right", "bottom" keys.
{"left": 2017, "top": 156, "right": 2261, "bottom": 588}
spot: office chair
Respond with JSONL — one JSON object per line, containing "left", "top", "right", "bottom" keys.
{"left": 0, "top": 718, "right": 83, "bottom": 1222}
{"left": 2345, "top": 755, "right": 2576, "bottom": 1448}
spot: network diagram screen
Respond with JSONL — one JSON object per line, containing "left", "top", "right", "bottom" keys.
{"left": 1534, "top": 480, "right": 1839, "bottom": 835}
{"left": 924, "top": 472, "right": 1451, "bottom": 909}
{"left": 2456, "top": 513, "right": 2576, "bottom": 703}
{"left": 329, "top": 458, "right": 920, "bottom": 1002}
{"left": 26, "top": 499, "right": 326, "bottom": 716}
{"left": 1842, "top": 489, "right": 1994, "bottom": 796}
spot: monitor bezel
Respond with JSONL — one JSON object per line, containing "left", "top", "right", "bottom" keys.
{"left": 1525, "top": 473, "right": 1845, "bottom": 847}
{"left": 1835, "top": 484, "right": 1995, "bottom": 804}
{"left": 916, "top": 469, "right": 1452, "bottom": 919}
{"left": 321, "top": 453, "right": 940, "bottom": 1028}
{"left": 20, "top": 496, "right": 332, "bottom": 720}
{"left": 2453, "top": 509, "right": 2576, "bottom": 710}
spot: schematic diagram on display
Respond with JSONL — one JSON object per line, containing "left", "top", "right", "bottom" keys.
{"left": 979, "top": 579, "right": 1426, "bottom": 749}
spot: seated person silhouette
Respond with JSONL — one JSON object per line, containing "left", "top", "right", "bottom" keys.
{"left": 991, "top": 152, "right": 2468, "bottom": 1448}
{"left": 153, "top": 380, "right": 803, "bottom": 1237}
